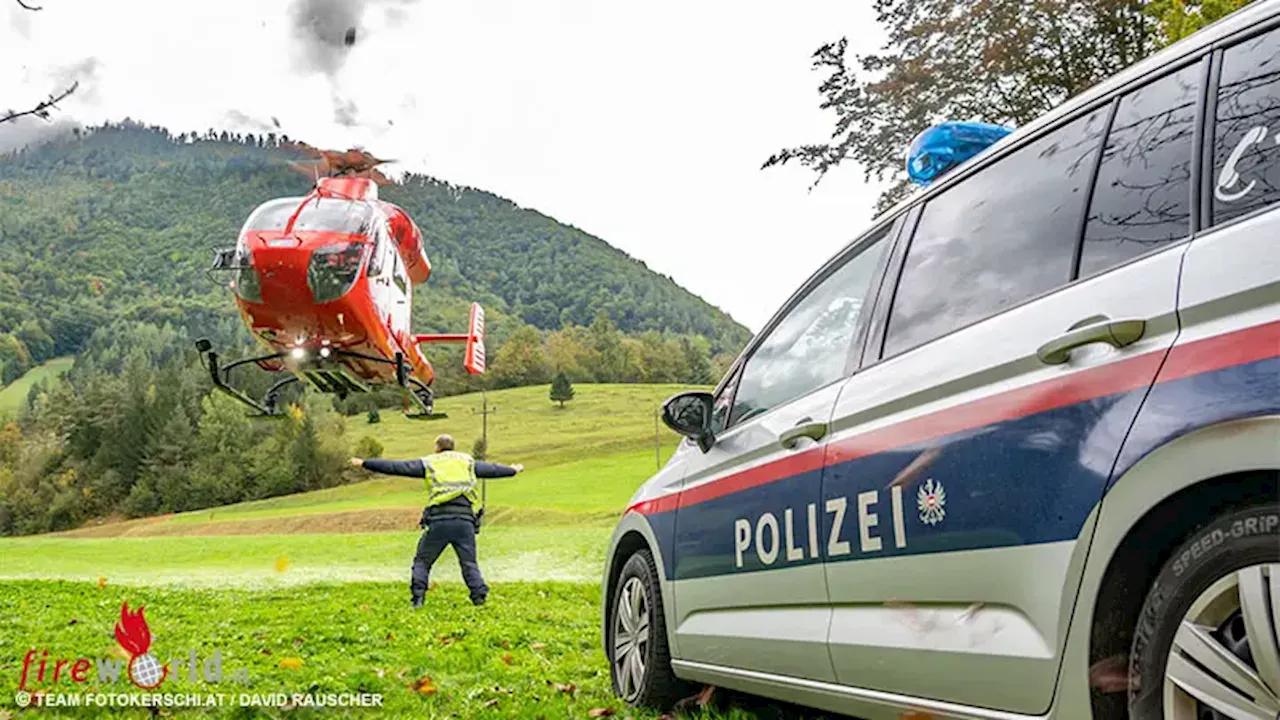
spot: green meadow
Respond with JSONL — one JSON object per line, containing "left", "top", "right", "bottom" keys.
{"left": 0, "top": 356, "right": 73, "bottom": 418}
{"left": 0, "top": 383, "right": 828, "bottom": 719}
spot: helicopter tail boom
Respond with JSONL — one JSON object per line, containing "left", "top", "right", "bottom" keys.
{"left": 413, "top": 302, "right": 486, "bottom": 375}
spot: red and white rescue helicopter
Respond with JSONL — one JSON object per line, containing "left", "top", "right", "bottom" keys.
{"left": 198, "top": 157, "right": 484, "bottom": 419}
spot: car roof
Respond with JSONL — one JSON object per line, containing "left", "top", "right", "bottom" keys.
{"left": 870, "top": 0, "right": 1280, "bottom": 225}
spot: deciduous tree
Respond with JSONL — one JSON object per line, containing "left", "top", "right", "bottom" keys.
{"left": 764, "top": 0, "right": 1255, "bottom": 212}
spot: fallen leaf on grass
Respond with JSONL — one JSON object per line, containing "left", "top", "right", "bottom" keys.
{"left": 550, "top": 682, "right": 576, "bottom": 696}
{"left": 292, "top": 636, "right": 305, "bottom": 648}
{"left": 587, "top": 709, "right": 615, "bottom": 718}
{"left": 374, "top": 669, "right": 385, "bottom": 678}
{"left": 483, "top": 699, "right": 499, "bottom": 708}
{"left": 385, "top": 632, "right": 395, "bottom": 641}
{"left": 501, "top": 639, "right": 511, "bottom": 649}
{"left": 259, "top": 649, "right": 271, "bottom": 656}
{"left": 96, "top": 576, "right": 107, "bottom": 589}
{"left": 530, "top": 642, "right": 546, "bottom": 650}
{"left": 278, "top": 657, "right": 304, "bottom": 669}
{"left": 411, "top": 677, "right": 437, "bottom": 695}
{"left": 359, "top": 603, "right": 369, "bottom": 612}
{"left": 68, "top": 618, "right": 78, "bottom": 626}
{"left": 395, "top": 667, "right": 410, "bottom": 680}
{"left": 274, "top": 555, "right": 290, "bottom": 573}
{"left": 675, "top": 684, "right": 715, "bottom": 709}
{"left": 428, "top": 581, "right": 438, "bottom": 591}
{"left": 500, "top": 652, "right": 513, "bottom": 665}
{"left": 437, "top": 636, "right": 454, "bottom": 646}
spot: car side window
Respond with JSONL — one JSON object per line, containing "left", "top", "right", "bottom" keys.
{"left": 1212, "top": 26, "right": 1280, "bottom": 226}
{"left": 884, "top": 108, "right": 1107, "bottom": 357}
{"left": 709, "top": 365, "right": 740, "bottom": 436}
{"left": 1080, "top": 64, "right": 1199, "bottom": 277}
{"left": 727, "top": 229, "right": 891, "bottom": 428}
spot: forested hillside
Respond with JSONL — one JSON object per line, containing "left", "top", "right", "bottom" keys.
{"left": 0, "top": 121, "right": 751, "bottom": 535}
{"left": 0, "top": 121, "right": 750, "bottom": 387}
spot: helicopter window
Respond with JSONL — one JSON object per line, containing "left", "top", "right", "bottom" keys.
{"left": 242, "top": 197, "right": 304, "bottom": 232}
{"left": 367, "top": 223, "right": 389, "bottom": 277}
{"left": 291, "top": 198, "right": 374, "bottom": 235}
{"left": 231, "top": 245, "right": 262, "bottom": 303}
{"left": 392, "top": 253, "right": 408, "bottom": 294}
{"left": 308, "top": 242, "right": 368, "bottom": 304}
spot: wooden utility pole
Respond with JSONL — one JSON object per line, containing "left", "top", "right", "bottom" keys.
{"left": 472, "top": 391, "right": 498, "bottom": 456}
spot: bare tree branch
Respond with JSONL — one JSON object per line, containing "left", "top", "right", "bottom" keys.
{"left": 14, "top": 0, "right": 43, "bottom": 10}
{"left": 1, "top": 82, "right": 78, "bottom": 125}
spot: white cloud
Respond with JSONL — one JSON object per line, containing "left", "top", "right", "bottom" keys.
{"left": 0, "top": 0, "right": 889, "bottom": 331}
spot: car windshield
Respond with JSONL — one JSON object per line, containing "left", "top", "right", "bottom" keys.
{"left": 290, "top": 197, "right": 374, "bottom": 235}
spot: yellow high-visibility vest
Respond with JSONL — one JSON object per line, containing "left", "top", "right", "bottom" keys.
{"left": 420, "top": 451, "right": 481, "bottom": 513}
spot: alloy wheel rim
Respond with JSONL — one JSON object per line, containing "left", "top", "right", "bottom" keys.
{"left": 1162, "top": 562, "right": 1280, "bottom": 719}
{"left": 613, "top": 576, "right": 650, "bottom": 702}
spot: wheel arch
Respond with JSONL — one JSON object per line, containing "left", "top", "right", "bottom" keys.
{"left": 601, "top": 513, "right": 679, "bottom": 661}
{"left": 1059, "top": 415, "right": 1280, "bottom": 717}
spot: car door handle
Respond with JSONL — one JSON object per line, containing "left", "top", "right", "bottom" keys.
{"left": 779, "top": 421, "right": 828, "bottom": 450}
{"left": 1036, "top": 318, "right": 1146, "bottom": 365}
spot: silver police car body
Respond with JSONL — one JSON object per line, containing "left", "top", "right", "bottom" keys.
{"left": 603, "top": 4, "right": 1280, "bottom": 718}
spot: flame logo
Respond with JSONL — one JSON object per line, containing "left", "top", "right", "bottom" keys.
{"left": 114, "top": 602, "right": 152, "bottom": 657}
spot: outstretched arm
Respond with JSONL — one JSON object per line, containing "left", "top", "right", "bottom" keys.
{"left": 350, "top": 458, "right": 426, "bottom": 478}
{"left": 475, "top": 461, "right": 524, "bottom": 478}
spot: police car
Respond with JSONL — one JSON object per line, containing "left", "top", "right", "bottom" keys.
{"left": 602, "top": 4, "right": 1280, "bottom": 719}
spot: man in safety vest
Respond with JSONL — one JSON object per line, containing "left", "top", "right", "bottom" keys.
{"left": 350, "top": 434, "right": 523, "bottom": 608}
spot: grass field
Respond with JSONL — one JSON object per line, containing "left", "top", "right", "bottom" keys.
{"left": 0, "top": 383, "right": 827, "bottom": 719}
{"left": 0, "top": 355, "right": 73, "bottom": 418}
{"left": 365, "top": 383, "right": 694, "bottom": 469}
{"left": 46, "top": 384, "right": 698, "bottom": 538}
{"left": 0, "top": 581, "right": 814, "bottom": 719}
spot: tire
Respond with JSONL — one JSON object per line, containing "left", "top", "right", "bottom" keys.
{"left": 608, "top": 549, "right": 689, "bottom": 709}
{"left": 1128, "top": 503, "right": 1280, "bottom": 719}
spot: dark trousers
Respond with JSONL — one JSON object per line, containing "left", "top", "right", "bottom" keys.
{"left": 411, "top": 518, "right": 488, "bottom": 602}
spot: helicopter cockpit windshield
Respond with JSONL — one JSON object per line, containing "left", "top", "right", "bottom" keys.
{"left": 241, "top": 197, "right": 304, "bottom": 234}
{"left": 291, "top": 197, "right": 375, "bottom": 235}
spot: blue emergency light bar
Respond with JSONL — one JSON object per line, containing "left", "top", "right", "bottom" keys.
{"left": 905, "top": 121, "right": 1013, "bottom": 187}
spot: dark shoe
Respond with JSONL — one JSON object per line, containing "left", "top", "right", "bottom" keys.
{"left": 411, "top": 597, "right": 424, "bottom": 609}
{"left": 471, "top": 595, "right": 486, "bottom": 606}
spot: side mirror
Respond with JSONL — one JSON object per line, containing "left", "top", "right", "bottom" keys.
{"left": 661, "top": 391, "right": 714, "bottom": 452}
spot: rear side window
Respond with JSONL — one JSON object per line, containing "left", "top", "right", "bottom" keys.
{"left": 728, "top": 228, "right": 891, "bottom": 427}
{"left": 884, "top": 109, "right": 1107, "bottom": 357}
{"left": 1080, "top": 64, "right": 1199, "bottom": 277}
{"left": 1212, "top": 26, "right": 1280, "bottom": 225}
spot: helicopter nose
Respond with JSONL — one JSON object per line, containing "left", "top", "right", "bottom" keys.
{"left": 253, "top": 246, "right": 313, "bottom": 305}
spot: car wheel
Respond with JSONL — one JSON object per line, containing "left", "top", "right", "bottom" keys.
{"left": 1128, "top": 503, "right": 1280, "bottom": 719}
{"left": 609, "top": 549, "right": 687, "bottom": 709}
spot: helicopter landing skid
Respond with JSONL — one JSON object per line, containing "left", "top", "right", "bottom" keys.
{"left": 195, "top": 338, "right": 289, "bottom": 417}
{"left": 395, "top": 352, "right": 448, "bottom": 420}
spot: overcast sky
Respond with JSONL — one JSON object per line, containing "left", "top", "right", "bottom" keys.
{"left": 1, "top": 0, "right": 888, "bottom": 332}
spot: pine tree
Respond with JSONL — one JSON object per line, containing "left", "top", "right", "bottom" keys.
{"left": 550, "top": 371, "right": 575, "bottom": 408}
